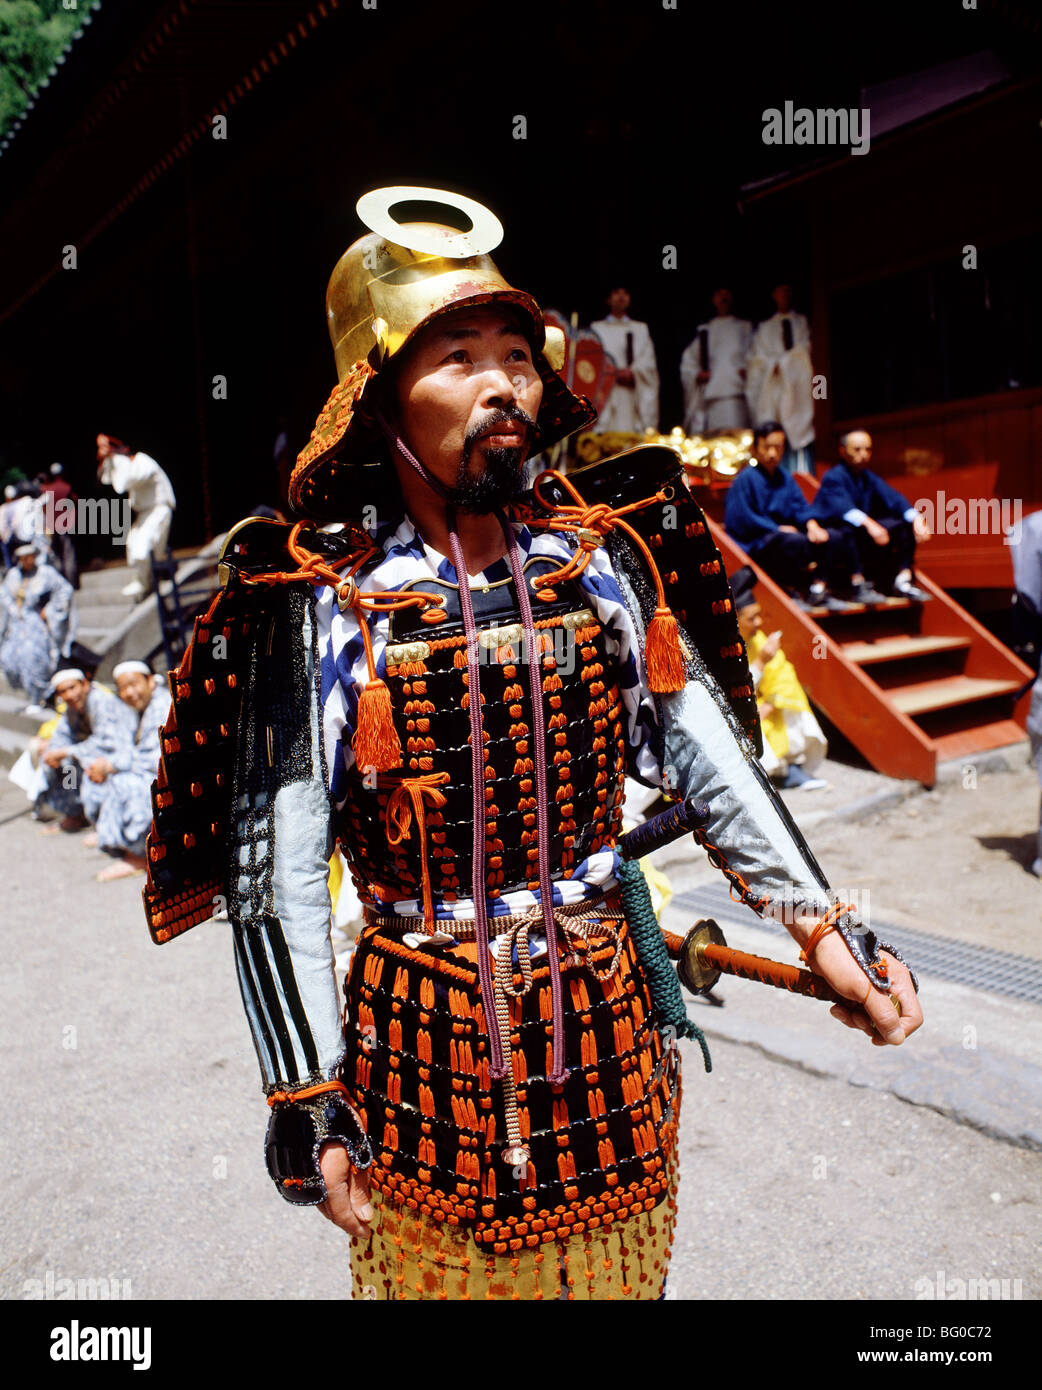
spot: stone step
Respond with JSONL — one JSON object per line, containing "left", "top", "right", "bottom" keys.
{"left": 0, "top": 691, "right": 46, "bottom": 771}
{"left": 74, "top": 601, "right": 137, "bottom": 631}
{"left": 76, "top": 626, "right": 126, "bottom": 649}
{"left": 78, "top": 566, "right": 137, "bottom": 598}
{"left": 0, "top": 690, "right": 47, "bottom": 731}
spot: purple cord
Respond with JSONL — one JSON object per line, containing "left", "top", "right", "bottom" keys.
{"left": 497, "top": 510, "right": 567, "bottom": 1084}
{"left": 373, "top": 409, "right": 565, "bottom": 1083}
{"left": 445, "top": 510, "right": 507, "bottom": 1079}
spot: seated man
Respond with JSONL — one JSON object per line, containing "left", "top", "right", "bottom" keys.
{"left": 33, "top": 668, "right": 136, "bottom": 832}
{"left": 80, "top": 660, "right": 173, "bottom": 881}
{"left": 724, "top": 421, "right": 862, "bottom": 610}
{"left": 732, "top": 566, "right": 829, "bottom": 790}
{"left": 813, "top": 429, "right": 931, "bottom": 601}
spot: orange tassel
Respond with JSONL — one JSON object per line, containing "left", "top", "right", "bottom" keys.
{"left": 645, "top": 608, "right": 685, "bottom": 693}
{"left": 353, "top": 678, "right": 402, "bottom": 771}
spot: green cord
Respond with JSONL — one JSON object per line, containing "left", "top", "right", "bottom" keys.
{"left": 617, "top": 857, "right": 711, "bottom": 1073}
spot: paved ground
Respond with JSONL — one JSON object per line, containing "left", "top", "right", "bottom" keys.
{"left": 1, "top": 751, "right": 1040, "bottom": 1302}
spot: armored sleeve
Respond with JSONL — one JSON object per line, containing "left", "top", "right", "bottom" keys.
{"left": 582, "top": 544, "right": 831, "bottom": 921}
{"left": 225, "top": 585, "right": 346, "bottom": 1092}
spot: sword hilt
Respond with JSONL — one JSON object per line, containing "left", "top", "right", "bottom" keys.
{"left": 617, "top": 795, "right": 710, "bottom": 861}
{"left": 673, "top": 919, "right": 901, "bottom": 1016}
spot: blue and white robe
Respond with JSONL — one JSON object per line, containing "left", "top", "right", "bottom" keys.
{"left": 0, "top": 562, "right": 74, "bottom": 705}
{"left": 37, "top": 685, "right": 137, "bottom": 820}
{"left": 81, "top": 685, "right": 172, "bottom": 854}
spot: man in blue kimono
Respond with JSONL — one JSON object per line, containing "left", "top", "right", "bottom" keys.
{"left": 812, "top": 430, "right": 931, "bottom": 601}
{"left": 724, "top": 422, "right": 864, "bottom": 609}
{"left": 34, "top": 669, "right": 136, "bottom": 832}
{"left": 80, "top": 660, "right": 172, "bottom": 880}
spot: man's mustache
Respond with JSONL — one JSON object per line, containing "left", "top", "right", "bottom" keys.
{"left": 462, "top": 406, "right": 538, "bottom": 462}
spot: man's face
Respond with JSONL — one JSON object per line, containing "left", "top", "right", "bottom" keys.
{"left": 712, "top": 288, "right": 734, "bottom": 316}
{"left": 393, "top": 305, "right": 543, "bottom": 514}
{"left": 753, "top": 430, "right": 786, "bottom": 472}
{"left": 839, "top": 430, "right": 873, "bottom": 470}
{"left": 607, "top": 287, "right": 630, "bottom": 317}
{"left": 56, "top": 678, "right": 90, "bottom": 714}
{"left": 116, "top": 671, "right": 153, "bottom": 713}
{"left": 737, "top": 600, "right": 762, "bottom": 641}
{"left": 17, "top": 552, "right": 36, "bottom": 575}
{"left": 96, "top": 434, "right": 115, "bottom": 463}
{"left": 772, "top": 284, "right": 793, "bottom": 313}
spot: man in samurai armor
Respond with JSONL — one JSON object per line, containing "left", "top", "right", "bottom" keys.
{"left": 143, "top": 187, "right": 921, "bottom": 1301}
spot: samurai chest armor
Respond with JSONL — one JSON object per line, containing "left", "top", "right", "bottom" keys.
{"left": 334, "top": 555, "right": 628, "bottom": 904}
{"left": 336, "top": 556, "right": 681, "bottom": 1251}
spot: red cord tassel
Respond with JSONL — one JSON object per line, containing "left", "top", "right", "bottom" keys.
{"left": 353, "top": 678, "right": 402, "bottom": 771}
{"left": 645, "top": 607, "right": 686, "bottom": 692}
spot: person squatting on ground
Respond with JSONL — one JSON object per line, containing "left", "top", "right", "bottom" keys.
{"left": 0, "top": 543, "right": 74, "bottom": 716}
{"left": 142, "top": 188, "right": 921, "bottom": 1301}
{"left": 80, "top": 660, "right": 172, "bottom": 882}
{"left": 96, "top": 434, "right": 177, "bottom": 600}
{"left": 33, "top": 668, "right": 136, "bottom": 832}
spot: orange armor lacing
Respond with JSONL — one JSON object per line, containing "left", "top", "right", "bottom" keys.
{"left": 378, "top": 771, "right": 452, "bottom": 936}
{"left": 527, "top": 471, "right": 685, "bottom": 693}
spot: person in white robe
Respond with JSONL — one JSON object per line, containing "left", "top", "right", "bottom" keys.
{"left": 745, "top": 283, "right": 815, "bottom": 473}
{"left": 590, "top": 287, "right": 659, "bottom": 434}
{"left": 680, "top": 288, "right": 753, "bottom": 434}
{"left": 96, "top": 434, "right": 177, "bottom": 599}
{"left": 79, "top": 660, "right": 173, "bottom": 880}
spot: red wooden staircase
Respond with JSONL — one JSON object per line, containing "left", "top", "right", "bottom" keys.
{"left": 707, "top": 517, "right": 1033, "bottom": 787}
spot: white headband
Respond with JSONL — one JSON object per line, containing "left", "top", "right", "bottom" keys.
{"left": 52, "top": 668, "right": 86, "bottom": 688}
{"left": 14, "top": 543, "right": 37, "bottom": 557}
{"left": 113, "top": 661, "right": 152, "bottom": 679}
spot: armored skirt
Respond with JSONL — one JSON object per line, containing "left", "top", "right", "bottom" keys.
{"left": 342, "top": 900, "right": 682, "bottom": 1300}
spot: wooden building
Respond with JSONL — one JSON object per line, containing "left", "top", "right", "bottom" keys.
{"left": 742, "top": 70, "right": 1042, "bottom": 594}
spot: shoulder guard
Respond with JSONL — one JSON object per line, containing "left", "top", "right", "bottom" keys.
{"left": 142, "top": 516, "right": 369, "bottom": 945}
{"left": 530, "top": 446, "right": 762, "bottom": 755}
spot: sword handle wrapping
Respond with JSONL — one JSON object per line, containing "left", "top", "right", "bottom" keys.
{"left": 699, "top": 942, "right": 843, "bottom": 1003}
{"left": 618, "top": 795, "right": 710, "bottom": 861}
{"left": 672, "top": 920, "right": 903, "bottom": 1017}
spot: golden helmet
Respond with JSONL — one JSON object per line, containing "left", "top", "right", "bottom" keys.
{"left": 290, "top": 186, "right": 596, "bottom": 519}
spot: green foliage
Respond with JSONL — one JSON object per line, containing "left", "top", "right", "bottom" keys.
{"left": 0, "top": 0, "right": 81, "bottom": 140}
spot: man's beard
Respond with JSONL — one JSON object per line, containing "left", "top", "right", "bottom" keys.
{"left": 448, "top": 407, "right": 537, "bottom": 514}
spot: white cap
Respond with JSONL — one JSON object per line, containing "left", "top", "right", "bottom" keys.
{"left": 113, "top": 660, "right": 152, "bottom": 679}
{"left": 14, "top": 543, "right": 37, "bottom": 558}
{"left": 51, "top": 668, "right": 87, "bottom": 689}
